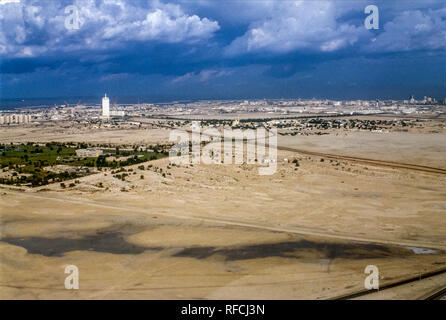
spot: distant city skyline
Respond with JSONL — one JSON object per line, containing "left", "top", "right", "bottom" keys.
{"left": 1, "top": 93, "right": 445, "bottom": 110}
{"left": 1, "top": 1, "right": 446, "bottom": 101}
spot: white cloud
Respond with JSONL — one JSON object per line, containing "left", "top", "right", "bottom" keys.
{"left": 1, "top": 0, "right": 445, "bottom": 61}
{"left": 0, "top": 0, "right": 219, "bottom": 58}
{"left": 172, "top": 68, "right": 232, "bottom": 84}
{"left": 101, "top": 8, "right": 218, "bottom": 43}
{"left": 0, "top": 0, "right": 20, "bottom": 5}
{"left": 224, "top": 1, "right": 446, "bottom": 56}
{"left": 225, "top": 1, "right": 367, "bottom": 56}
{"left": 99, "top": 72, "right": 129, "bottom": 82}
{"left": 364, "top": 8, "right": 446, "bottom": 52}
{"left": 171, "top": 72, "right": 194, "bottom": 83}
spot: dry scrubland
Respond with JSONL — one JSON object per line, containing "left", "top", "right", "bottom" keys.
{"left": 0, "top": 124, "right": 172, "bottom": 145}
{"left": 1, "top": 119, "right": 446, "bottom": 299}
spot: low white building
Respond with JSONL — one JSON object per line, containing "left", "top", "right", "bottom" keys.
{"left": 110, "top": 110, "right": 125, "bottom": 117}
{"left": 76, "top": 148, "right": 103, "bottom": 158}
{"left": 0, "top": 114, "right": 31, "bottom": 125}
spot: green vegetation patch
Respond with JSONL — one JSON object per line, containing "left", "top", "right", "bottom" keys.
{"left": 0, "top": 142, "right": 168, "bottom": 187}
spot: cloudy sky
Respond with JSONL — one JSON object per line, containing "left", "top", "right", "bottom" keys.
{"left": 1, "top": 0, "right": 445, "bottom": 102}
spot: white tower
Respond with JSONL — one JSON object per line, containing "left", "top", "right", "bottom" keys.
{"left": 102, "top": 94, "right": 110, "bottom": 118}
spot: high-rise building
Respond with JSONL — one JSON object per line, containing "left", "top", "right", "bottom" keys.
{"left": 102, "top": 94, "right": 110, "bottom": 118}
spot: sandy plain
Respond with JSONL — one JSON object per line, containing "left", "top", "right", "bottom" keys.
{"left": 1, "top": 119, "right": 446, "bottom": 299}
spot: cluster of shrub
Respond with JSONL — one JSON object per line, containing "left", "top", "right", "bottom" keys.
{"left": 0, "top": 170, "right": 83, "bottom": 187}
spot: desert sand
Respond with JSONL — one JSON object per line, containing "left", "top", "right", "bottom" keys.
{"left": 1, "top": 120, "right": 446, "bottom": 299}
